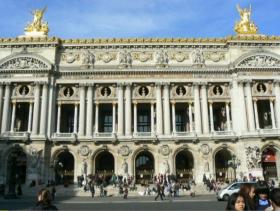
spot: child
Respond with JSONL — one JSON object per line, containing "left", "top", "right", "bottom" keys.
{"left": 256, "top": 181, "right": 271, "bottom": 211}
{"left": 226, "top": 192, "right": 246, "bottom": 211}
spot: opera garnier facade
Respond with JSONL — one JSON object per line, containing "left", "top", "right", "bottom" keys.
{"left": 0, "top": 5, "right": 279, "bottom": 187}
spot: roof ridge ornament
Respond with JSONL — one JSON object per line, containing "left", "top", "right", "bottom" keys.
{"left": 21, "top": 7, "right": 49, "bottom": 38}
{"left": 235, "top": 4, "right": 258, "bottom": 35}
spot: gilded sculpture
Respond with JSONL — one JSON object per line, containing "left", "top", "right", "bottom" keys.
{"left": 235, "top": 4, "right": 258, "bottom": 35}
{"left": 25, "top": 7, "right": 49, "bottom": 35}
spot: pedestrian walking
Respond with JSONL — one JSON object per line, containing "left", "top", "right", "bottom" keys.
{"left": 155, "top": 183, "right": 163, "bottom": 201}
{"left": 16, "top": 184, "right": 22, "bottom": 196}
{"left": 239, "top": 183, "right": 256, "bottom": 210}
{"left": 270, "top": 188, "right": 280, "bottom": 211}
{"left": 90, "top": 183, "right": 95, "bottom": 198}
{"left": 123, "top": 186, "right": 128, "bottom": 199}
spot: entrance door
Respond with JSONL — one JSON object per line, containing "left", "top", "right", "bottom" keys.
{"left": 95, "top": 151, "right": 114, "bottom": 184}
{"left": 55, "top": 151, "right": 74, "bottom": 185}
{"left": 135, "top": 151, "right": 154, "bottom": 185}
{"left": 6, "top": 148, "right": 27, "bottom": 185}
{"left": 262, "top": 147, "right": 278, "bottom": 180}
{"left": 215, "top": 149, "right": 232, "bottom": 182}
{"left": 175, "top": 150, "right": 194, "bottom": 183}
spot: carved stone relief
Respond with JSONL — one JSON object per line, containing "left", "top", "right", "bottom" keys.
{"left": 171, "top": 85, "right": 192, "bottom": 98}
{"left": 97, "top": 52, "right": 117, "bottom": 63}
{"left": 0, "top": 57, "right": 49, "bottom": 70}
{"left": 237, "top": 55, "right": 280, "bottom": 68}
{"left": 13, "top": 84, "right": 34, "bottom": 98}
{"left": 205, "top": 52, "right": 225, "bottom": 62}
{"left": 118, "top": 145, "right": 131, "bottom": 157}
{"left": 78, "top": 145, "right": 92, "bottom": 157}
{"left": 95, "top": 85, "right": 116, "bottom": 99}
{"left": 81, "top": 50, "right": 95, "bottom": 68}
{"left": 191, "top": 49, "right": 205, "bottom": 66}
{"left": 132, "top": 51, "right": 153, "bottom": 62}
{"left": 61, "top": 52, "right": 80, "bottom": 64}
{"left": 133, "top": 85, "right": 154, "bottom": 98}
{"left": 170, "top": 51, "right": 189, "bottom": 62}
{"left": 27, "top": 147, "right": 43, "bottom": 174}
{"left": 245, "top": 146, "right": 261, "bottom": 169}
{"left": 58, "top": 86, "right": 79, "bottom": 100}
{"left": 208, "top": 84, "right": 230, "bottom": 98}
{"left": 252, "top": 81, "right": 273, "bottom": 96}
{"left": 118, "top": 50, "right": 132, "bottom": 68}
{"left": 154, "top": 50, "right": 168, "bottom": 68}
{"left": 200, "top": 144, "right": 211, "bottom": 156}
{"left": 158, "top": 145, "right": 171, "bottom": 156}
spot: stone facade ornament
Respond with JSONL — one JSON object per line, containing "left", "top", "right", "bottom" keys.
{"left": 155, "top": 50, "right": 168, "bottom": 68}
{"left": 161, "top": 160, "right": 170, "bottom": 174}
{"left": 78, "top": 145, "right": 92, "bottom": 157}
{"left": 13, "top": 85, "right": 34, "bottom": 98}
{"left": 205, "top": 52, "right": 225, "bottom": 62}
{"left": 170, "top": 51, "right": 189, "bottom": 62}
{"left": 159, "top": 145, "right": 171, "bottom": 156}
{"left": 237, "top": 55, "right": 280, "bottom": 68}
{"left": 27, "top": 147, "right": 43, "bottom": 174}
{"left": 118, "top": 145, "right": 131, "bottom": 157}
{"left": 61, "top": 52, "right": 80, "bottom": 64}
{"left": 121, "top": 159, "right": 128, "bottom": 175}
{"left": 81, "top": 50, "right": 95, "bottom": 68}
{"left": 132, "top": 52, "right": 153, "bottom": 62}
{"left": 191, "top": 49, "right": 205, "bottom": 66}
{"left": 200, "top": 144, "right": 211, "bottom": 156}
{"left": 245, "top": 146, "right": 261, "bottom": 169}
{"left": 0, "top": 57, "right": 48, "bottom": 70}
{"left": 118, "top": 50, "right": 132, "bottom": 68}
{"left": 98, "top": 52, "right": 116, "bottom": 63}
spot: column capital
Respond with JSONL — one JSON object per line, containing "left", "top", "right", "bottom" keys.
{"left": 150, "top": 101, "right": 155, "bottom": 105}
{"left": 253, "top": 98, "right": 258, "bottom": 102}
{"left": 171, "top": 100, "right": 176, "bottom": 105}
{"left": 155, "top": 82, "right": 163, "bottom": 87}
{"left": 270, "top": 97, "right": 275, "bottom": 102}
{"left": 237, "top": 79, "right": 246, "bottom": 85}
{"left": 11, "top": 100, "right": 16, "bottom": 105}
{"left": 95, "top": 101, "right": 99, "bottom": 105}
{"left": 79, "top": 83, "right": 87, "bottom": 87}
{"left": 200, "top": 82, "right": 208, "bottom": 87}
{"left": 225, "top": 101, "right": 231, "bottom": 105}
{"left": 117, "top": 82, "right": 125, "bottom": 88}
{"left": 4, "top": 82, "right": 11, "bottom": 86}
{"left": 188, "top": 101, "right": 193, "bottom": 105}
{"left": 57, "top": 101, "right": 62, "bottom": 106}
{"left": 86, "top": 82, "right": 94, "bottom": 87}
{"left": 208, "top": 100, "right": 213, "bottom": 105}
{"left": 112, "top": 101, "right": 117, "bottom": 105}
{"left": 133, "top": 100, "right": 138, "bottom": 105}
{"left": 163, "top": 82, "right": 170, "bottom": 87}
{"left": 33, "top": 81, "right": 41, "bottom": 86}
{"left": 124, "top": 82, "right": 132, "bottom": 87}
{"left": 273, "top": 79, "right": 280, "bottom": 85}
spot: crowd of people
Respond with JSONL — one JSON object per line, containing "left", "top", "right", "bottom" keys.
{"left": 225, "top": 181, "right": 280, "bottom": 211}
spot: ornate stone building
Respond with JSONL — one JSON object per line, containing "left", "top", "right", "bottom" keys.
{"left": 0, "top": 6, "right": 280, "bottom": 186}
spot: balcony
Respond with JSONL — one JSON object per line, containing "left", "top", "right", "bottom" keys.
{"left": 52, "top": 133, "right": 77, "bottom": 142}
{"left": 132, "top": 132, "right": 157, "bottom": 142}
{"left": 172, "top": 131, "right": 197, "bottom": 142}
{"left": 93, "top": 132, "right": 117, "bottom": 142}
{"left": 259, "top": 128, "right": 280, "bottom": 138}
{"left": 0, "top": 131, "right": 30, "bottom": 141}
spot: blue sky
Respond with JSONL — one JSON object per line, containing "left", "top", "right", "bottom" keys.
{"left": 0, "top": 0, "right": 279, "bottom": 38}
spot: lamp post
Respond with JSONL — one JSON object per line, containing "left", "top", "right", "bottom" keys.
{"left": 228, "top": 154, "right": 241, "bottom": 182}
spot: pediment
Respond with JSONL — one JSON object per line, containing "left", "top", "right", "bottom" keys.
{"left": 0, "top": 53, "right": 52, "bottom": 71}
{"left": 235, "top": 51, "right": 280, "bottom": 69}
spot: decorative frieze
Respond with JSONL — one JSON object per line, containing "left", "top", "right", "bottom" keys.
{"left": 0, "top": 57, "right": 49, "bottom": 70}
{"left": 237, "top": 55, "right": 280, "bottom": 68}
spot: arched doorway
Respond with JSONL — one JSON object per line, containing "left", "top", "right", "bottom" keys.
{"left": 54, "top": 151, "right": 74, "bottom": 185}
{"left": 95, "top": 151, "right": 114, "bottom": 184}
{"left": 6, "top": 147, "right": 27, "bottom": 185}
{"left": 262, "top": 146, "right": 278, "bottom": 180}
{"left": 135, "top": 151, "right": 154, "bottom": 185}
{"left": 175, "top": 149, "right": 194, "bottom": 183}
{"left": 215, "top": 149, "right": 233, "bottom": 182}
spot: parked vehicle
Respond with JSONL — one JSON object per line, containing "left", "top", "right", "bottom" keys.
{"left": 217, "top": 181, "right": 256, "bottom": 201}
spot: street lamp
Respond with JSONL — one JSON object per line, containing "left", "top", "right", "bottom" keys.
{"left": 228, "top": 154, "right": 241, "bottom": 181}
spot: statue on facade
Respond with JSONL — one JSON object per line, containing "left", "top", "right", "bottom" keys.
{"left": 81, "top": 160, "right": 88, "bottom": 175}
{"left": 25, "top": 7, "right": 49, "bottom": 35}
{"left": 81, "top": 50, "right": 95, "bottom": 68}
{"left": 121, "top": 159, "right": 128, "bottom": 175}
{"left": 219, "top": 107, "right": 227, "bottom": 131}
{"left": 191, "top": 49, "right": 205, "bottom": 66}
{"left": 28, "top": 148, "right": 42, "bottom": 174}
{"left": 235, "top": 4, "right": 258, "bottom": 35}
{"left": 162, "top": 160, "right": 170, "bottom": 175}
{"left": 155, "top": 50, "right": 168, "bottom": 67}
{"left": 119, "top": 51, "right": 132, "bottom": 68}
{"left": 245, "top": 146, "right": 261, "bottom": 169}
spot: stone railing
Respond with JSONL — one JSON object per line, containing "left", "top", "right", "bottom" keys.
{"left": 52, "top": 133, "right": 77, "bottom": 142}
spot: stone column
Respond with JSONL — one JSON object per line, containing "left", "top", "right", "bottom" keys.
{"left": 86, "top": 84, "right": 93, "bottom": 137}
{"left": 226, "top": 102, "right": 231, "bottom": 131}
{"left": 253, "top": 99, "right": 260, "bottom": 130}
{"left": 28, "top": 102, "right": 33, "bottom": 132}
{"left": 156, "top": 83, "right": 163, "bottom": 135}
{"left": 125, "top": 83, "right": 132, "bottom": 136}
{"left": 274, "top": 81, "right": 280, "bottom": 128}
{"left": 270, "top": 98, "right": 276, "bottom": 129}
{"left": 56, "top": 103, "right": 61, "bottom": 133}
{"left": 172, "top": 101, "right": 176, "bottom": 133}
{"left": 74, "top": 103, "right": 78, "bottom": 133}
{"left": 193, "top": 83, "right": 202, "bottom": 134}
{"left": 209, "top": 101, "right": 214, "bottom": 132}
{"left": 133, "top": 102, "right": 137, "bottom": 134}
{"left": 10, "top": 101, "right": 16, "bottom": 132}
{"left": 238, "top": 80, "right": 248, "bottom": 132}
{"left": 245, "top": 80, "right": 255, "bottom": 131}
{"left": 39, "top": 83, "right": 49, "bottom": 135}
{"left": 117, "top": 83, "right": 124, "bottom": 136}
{"left": 151, "top": 102, "right": 155, "bottom": 134}
{"left": 32, "top": 83, "right": 41, "bottom": 135}
{"left": 1, "top": 83, "right": 11, "bottom": 133}
{"left": 0, "top": 83, "right": 4, "bottom": 130}
{"left": 230, "top": 80, "right": 239, "bottom": 133}
{"left": 188, "top": 102, "right": 193, "bottom": 132}
{"left": 112, "top": 103, "right": 116, "bottom": 133}
{"left": 163, "top": 83, "right": 171, "bottom": 135}
{"left": 201, "top": 83, "right": 209, "bottom": 134}
{"left": 95, "top": 102, "right": 99, "bottom": 133}
{"left": 78, "top": 84, "right": 86, "bottom": 136}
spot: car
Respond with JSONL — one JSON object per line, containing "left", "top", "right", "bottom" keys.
{"left": 217, "top": 181, "right": 256, "bottom": 201}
